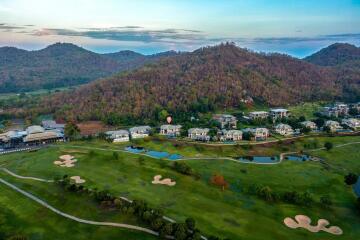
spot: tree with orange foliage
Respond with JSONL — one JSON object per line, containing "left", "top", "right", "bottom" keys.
{"left": 210, "top": 174, "right": 229, "bottom": 191}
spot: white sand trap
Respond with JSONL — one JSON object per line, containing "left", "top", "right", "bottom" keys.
{"left": 54, "top": 155, "right": 78, "bottom": 168}
{"left": 70, "top": 176, "right": 86, "bottom": 184}
{"left": 152, "top": 175, "right": 176, "bottom": 186}
{"left": 284, "top": 215, "right": 343, "bottom": 235}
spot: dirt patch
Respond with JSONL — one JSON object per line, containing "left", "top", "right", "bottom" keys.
{"left": 284, "top": 215, "right": 343, "bottom": 235}
{"left": 77, "top": 121, "right": 112, "bottom": 136}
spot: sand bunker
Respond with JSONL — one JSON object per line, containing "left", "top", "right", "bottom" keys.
{"left": 54, "top": 155, "right": 78, "bottom": 168}
{"left": 70, "top": 176, "right": 86, "bottom": 184}
{"left": 152, "top": 175, "right": 176, "bottom": 186}
{"left": 284, "top": 215, "right": 343, "bottom": 235}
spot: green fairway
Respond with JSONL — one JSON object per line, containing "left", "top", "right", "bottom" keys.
{"left": 0, "top": 135, "right": 359, "bottom": 239}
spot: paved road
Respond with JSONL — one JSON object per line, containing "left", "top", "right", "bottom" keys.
{"left": 0, "top": 177, "right": 159, "bottom": 237}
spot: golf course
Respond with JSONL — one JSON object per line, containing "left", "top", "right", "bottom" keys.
{"left": 0, "top": 135, "right": 359, "bottom": 240}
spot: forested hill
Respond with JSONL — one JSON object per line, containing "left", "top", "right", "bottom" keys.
{"left": 39, "top": 43, "right": 360, "bottom": 122}
{"left": 0, "top": 43, "right": 178, "bottom": 93}
{"left": 304, "top": 43, "right": 360, "bottom": 66}
{"left": 304, "top": 43, "right": 360, "bottom": 101}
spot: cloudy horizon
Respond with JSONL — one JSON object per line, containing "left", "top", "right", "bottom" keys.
{"left": 1, "top": 0, "right": 359, "bottom": 57}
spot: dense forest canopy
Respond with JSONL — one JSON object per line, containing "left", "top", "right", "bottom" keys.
{"left": 34, "top": 43, "right": 360, "bottom": 123}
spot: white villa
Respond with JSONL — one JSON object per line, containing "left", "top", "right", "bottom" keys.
{"left": 270, "top": 108, "right": 289, "bottom": 119}
{"left": 248, "top": 111, "right": 269, "bottom": 120}
{"left": 160, "top": 124, "right": 182, "bottom": 137}
{"left": 218, "top": 129, "right": 243, "bottom": 141}
{"left": 324, "top": 120, "right": 342, "bottom": 132}
{"left": 129, "top": 126, "right": 151, "bottom": 139}
{"left": 274, "top": 124, "right": 294, "bottom": 136}
{"left": 105, "top": 130, "right": 130, "bottom": 142}
{"left": 212, "top": 114, "right": 237, "bottom": 129}
{"left": 188, "top": 128, "right": 210, "bottom": 141}
{"left": 342, "top": 118, "right": 360, "bottom": 130}
{"left": 243, "top": 128, "right": 270, "bottom": 141}
{"left": 300, "top": 121, "right": 317, "bottom": 130}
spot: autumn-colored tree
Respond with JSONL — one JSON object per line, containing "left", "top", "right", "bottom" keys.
{"left": 210, "top": 174, "right": 229, "bottom": 191}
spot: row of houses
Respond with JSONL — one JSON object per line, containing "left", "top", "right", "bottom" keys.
{"left": 319, "top": 102, "right": 360, "bottom": 118}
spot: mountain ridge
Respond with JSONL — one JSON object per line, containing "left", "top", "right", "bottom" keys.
{"left": 0, "top": 42, "right": 179, "bottom": 93}
{"left": 38, "top": 43, "right": 359, "bottom": 122}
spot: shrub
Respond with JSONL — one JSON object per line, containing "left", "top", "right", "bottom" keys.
{"left": 345, "top": 173, "right": 358, "bottom": 185}
{"left": 210, "top": 174, "right": 229, "bottom": 191}
{"left": 324, "top": 142, "right": 333, "bottom": 151}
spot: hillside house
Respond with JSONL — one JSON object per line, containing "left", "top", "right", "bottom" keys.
{"left": 41, "top": 120, "right": 65, "bottom": 131}
{"left": 218, "top": 129, "right": 242, "bottom": 141}
{"left": 188, "top": 128, "right": 210, "bottom": 141}
{"left": 129, "top": 126, "right": 151, "bottom": 139}
{"left": 160, "top": 125, "right": 182, "bottom": 137}
{"left": 320, "top": 103, "right": 349, "bottom": 117}
{"left": 300, "top": 121, "right": 317, "bottom": 130}
{"left": 243, "top": 128, "right": 270, "bottom": 141}
{"left": 324, "top": 120, "right": 342, "bottom": 132}
{"left": 105, "top": 130, "right": 130, "bottom": 142}
{"left": 270, "top": 108, "right": 289, "bottom": 119}
{"left": 212, "top": 114, "right": 237, "bottom": 129}
{"left": 341, "top": 118, "right": 360, "bottom": 130}
{"left": 249, "top": 111, "right": 269, "bottom": 120}
{"left": 274, "top": 124, "right": 294, "bottom": 136}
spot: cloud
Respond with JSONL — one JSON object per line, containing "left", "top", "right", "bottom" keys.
{"left": 0, "top": 23, "right": 25, "bottom": 31}
{"left": 31, "top": 26, "right": 206, "bottom": 44}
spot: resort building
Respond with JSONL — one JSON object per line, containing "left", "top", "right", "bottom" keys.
{"left": 188, "top": 128, "right": 210, "bottom": 141}
{"left": 160, "top": 125, "right": 182, "bottom": 137}
{"left": 129, "top": 126, "right": 151, "bottom": 139}
{"left": 248, "top": 111, "right": 269, "bottom": 120}
{"left": 300, "top": 121, "right": 317, "bottom": 130}
{"left": 0, "top": 130, "right": 27, "bottom": 148}
{"left": 274, "top": 124, "right": 294, "bottom": 136}
{"left": 270, "top": 108, "right": 289, "bottom": 119}
{"left": 218, "top": 129, "right": 242, "bottom": 141}
{"left": 23, "top": 125, "right": 64, "bottom": 145}
{"left": 324, "top": 120, "right": 342, "bottom": 132}
{"left": 243, "top": 128, "right": 270, "bottom": 141}
{"left": 212, "top": 114, "right": 237, "bottom": 129}
{"left": 105, "top": 130, "right": 130, "bottom": 142}
{"left": 341, "top": 118, "right": 360, "bottom": 130}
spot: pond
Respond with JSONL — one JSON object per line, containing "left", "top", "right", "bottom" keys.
{"left": 285, "top": 155, "right": 311, "bottom": 162}
{"left": 125, "top": 146, "right": 145, "bottom": 153}
{"left": 238, "top": 156, "right": 279, "bottom": 164}
{"left": 124, "top": 146, "right": 183, "bottom": 160}
{"left": 354, "top": 177, "right": 360, "bottom": 197}
{"left": 146, "top": 151, "right": 170, "bottom": 159}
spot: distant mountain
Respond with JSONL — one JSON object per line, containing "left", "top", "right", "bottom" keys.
{"left": 40, "top": 43, "right": 359, "bottom": 122}
{"left": 0, "top": 43, "right": 178, "bottom": 93}
{"left": 103, "top": 50, "right": 179, "bottom": 71}
{"left": 304, "top": 43, "right": 360, "bottom": 66}
{"left": 305, "top": 43, "right": 360, "bottom": 102}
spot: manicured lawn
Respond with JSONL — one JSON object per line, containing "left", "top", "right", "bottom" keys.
{"left": 0, "top": 135, "right": 359, "bottom": 239}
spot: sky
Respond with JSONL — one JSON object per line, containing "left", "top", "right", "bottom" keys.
{"left": 0, "top": 0, "right": 360, "bottom": 57}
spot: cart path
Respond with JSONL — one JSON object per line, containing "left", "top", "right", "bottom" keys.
{"left": 0, "top": 177, "right": 159, "bottom": 237}
{"left": 1, "top": 168, "right": 54, "bottom": 182}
